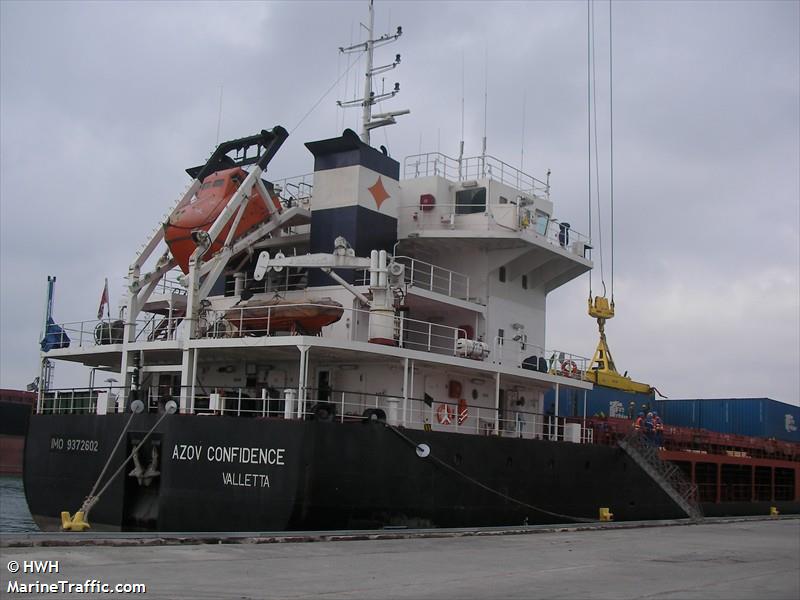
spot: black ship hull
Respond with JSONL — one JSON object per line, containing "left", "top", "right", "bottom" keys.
{"left": 24, "top": 413, "right": 682, "bottom": 532}
{"left": 23, "top": 413, "right": 795, "bottom": 532}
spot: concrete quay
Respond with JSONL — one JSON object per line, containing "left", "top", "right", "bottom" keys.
{"left": 1, "top": 517, "right": 798, "bottom": 599}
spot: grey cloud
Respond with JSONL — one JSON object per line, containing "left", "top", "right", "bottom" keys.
{"left": 1, "top": 0, "right": 797, "bottom": 404}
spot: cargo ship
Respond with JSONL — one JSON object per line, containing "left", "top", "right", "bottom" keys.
{"left": 23, "top": 2, "right": 798, "bottom": 532}
{"left": 0, "top": 389, "right": 35, "bottom": 476}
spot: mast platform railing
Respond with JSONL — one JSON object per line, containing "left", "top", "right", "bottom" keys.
{"left": 403, "top": 152, "right": 550, "bottom": 198}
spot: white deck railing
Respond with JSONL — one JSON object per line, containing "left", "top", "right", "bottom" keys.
{"left": 271, "top": 173, "right": 314, "bottom": 208}
{"left": 492, "top": 336, "right": 591, "bottom": 382}
{"left": 45, "top": 310, "right": 589, "bottom": 381}
{"left": 399, "top": 202, "right": 590, "bottom": 257}
{"left": 403, "top": 152, "right": 550, "bottom": 199}
{"left": 393, "top": 255, "right": 470, "bottom": 300}
{"left": 200, "top": 302, "right": 468, "bottom": 357}
{"left": 37, "top": 385, "right": 594, "bottom": 445}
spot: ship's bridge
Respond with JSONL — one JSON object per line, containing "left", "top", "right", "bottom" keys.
{"left": 398, "top": 152, "right": 591, "bottom": 294}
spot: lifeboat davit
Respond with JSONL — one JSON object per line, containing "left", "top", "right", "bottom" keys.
{"left": 223, "top": 298, "right": 344, "bottom": 335}
{"left": 165, "top": 167, "right": 281, "bottom": 274}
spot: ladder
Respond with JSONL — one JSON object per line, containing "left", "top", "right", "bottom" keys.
{"left": 147, "top": 308, "right": 185, "bottom": 342}
{"left": 618, "top": 431, "right": 704, "bottom": 520}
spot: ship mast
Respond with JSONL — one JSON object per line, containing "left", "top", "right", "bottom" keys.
{"left": 337, "top": 0, "right": 409, "bottom": 145}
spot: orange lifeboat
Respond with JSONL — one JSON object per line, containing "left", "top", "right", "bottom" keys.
{"left": 165, "top": 167, "right": 282, "bottom": 274}
{"left": 223, "top": 298, "right": 344, "bottom": 335}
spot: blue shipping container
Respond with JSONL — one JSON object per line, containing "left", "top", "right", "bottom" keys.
{"left": 654, "top": 398, "right": 800, "bottom": 443}
{"left": 545, "top": 385, "right": 654, "bottom": 420}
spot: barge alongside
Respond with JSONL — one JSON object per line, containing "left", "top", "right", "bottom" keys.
{"left": 23, "top": 3, "right": 798, "bottom": 532}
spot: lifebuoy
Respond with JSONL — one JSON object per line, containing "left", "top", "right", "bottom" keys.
{"left": 436, "top": 403, "right": 455, "bottom": 425}
{"left": 560, "top": 359, "right": 579, "bottom": 377}
{"left": 458, "top": 398, "right": 469, "bottom": 425}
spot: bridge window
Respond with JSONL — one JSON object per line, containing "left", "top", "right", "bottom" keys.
{"left": 455, "top": 187, "right": 486, "bottom": 214}
{"left": 499, "top": 267, "right": 506, "bottom": 282}
{"left": 522, "top": 275, "right": 528, "bottom": 289}
{"left": 535, "top": 210, "right": 549, "bottom": 236}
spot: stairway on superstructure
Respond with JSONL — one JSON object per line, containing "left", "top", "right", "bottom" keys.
{"left": 618, "top": 432, "right": 704, "bottom": 520}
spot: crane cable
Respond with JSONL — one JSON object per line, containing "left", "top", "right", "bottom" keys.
{"left": 609, "top": 0, "right": 615, "bottom": 303}
{"left": 588, "top": 0, "right": 615, "bottom": 302}
{"left": 591, "top": 0, "right": 605, "bottom": 299}
{"left": 587, "top": 0, "right": 593, "bottom": 299}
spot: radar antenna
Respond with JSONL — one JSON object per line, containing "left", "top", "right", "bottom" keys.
{"left": 337, "top": 0, "right": 409, "bottom": 145}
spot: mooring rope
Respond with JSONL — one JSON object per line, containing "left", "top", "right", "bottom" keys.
{"left": 77, "top": 409, "right": 173, "bottom": 518}
{"left": 386, "top": 424, "right": 598, "bottom": 524}
{"left": 84, "top": 411, "right": 136, "bottom": 501}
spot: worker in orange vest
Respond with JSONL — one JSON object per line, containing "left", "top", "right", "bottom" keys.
{"left": 654, "top": 411, "right": 665, "bottom": 449}
{"left": 634, "top": 412, "right": 644, "bottom": 431}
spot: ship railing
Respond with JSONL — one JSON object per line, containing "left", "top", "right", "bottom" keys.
{"left": 37, "top": 384, "right": 594, "bottom": 444}
{"left": 403, "top": 152, "right": 550, "bottom": 198}
{"left": 271, "top": 173, "right": 314, "bottom": 208}
{"left": 149, "top": 385, "right": 594, "bottom": 443}
{"left": 38, "top": 387, "right": 125, "bottom": 414}
{"left": 492, "top": 336, "right": 590, "bottom": 381}
{"left": 42, "top": 316, "right": 185, "bottom": 350}
{"left": 399, "top": 202, "right": 590, "bottom": 258}
{"left": 539, "top": 220, "right": 590, "bottom": 253}
{"left": 393, "top": 255, "right": 470, "bottom": 300}
{"left": 144, "top": 269, "right": 187, "bottom": 296}
{"left": 197, "top": 302, "right": 470, "bottom": 357}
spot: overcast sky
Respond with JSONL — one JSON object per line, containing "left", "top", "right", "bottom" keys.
{"left": 1, "top": 0, "right": 798, "bottom": 405}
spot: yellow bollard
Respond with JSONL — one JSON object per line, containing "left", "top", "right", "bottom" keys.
{"left": 599, "top": 507, "right": 614, "bottom": 521}
{"left": 61, "top": 511, "right": 91, "bottom": 532}
{"left": 770, "top": 506, "right": 779, "bottom": 517}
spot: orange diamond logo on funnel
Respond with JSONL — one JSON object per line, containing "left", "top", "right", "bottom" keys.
{"left": 368, "top": 177, "right": 390, "bottom": 210}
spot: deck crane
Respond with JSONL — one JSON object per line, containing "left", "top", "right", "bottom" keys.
{"left": 584, "top": 0, "right": 653, "bottom": 396}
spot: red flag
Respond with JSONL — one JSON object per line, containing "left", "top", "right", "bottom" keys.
{"left": 97, "top": 278, "right": 109, "bottom": 320}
